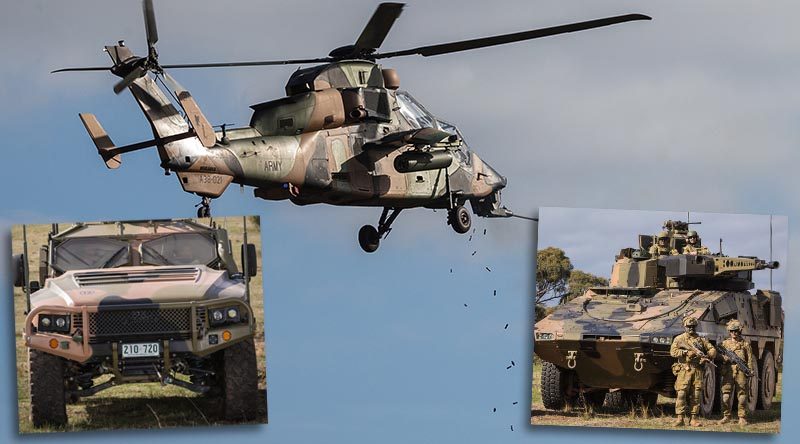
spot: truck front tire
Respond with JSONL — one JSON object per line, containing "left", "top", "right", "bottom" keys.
{"left": 541, "top": 361, "right": 575, "bottom": 410}
{"left": 221, "top": 338, "right": 259, "bottom": 421}
{"left": 29, "top": 349, "right": 67, "bottom": 427}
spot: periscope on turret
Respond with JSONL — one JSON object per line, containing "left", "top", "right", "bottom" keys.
{"left": 532, "top": 207, "right": 786, "bottom": 433}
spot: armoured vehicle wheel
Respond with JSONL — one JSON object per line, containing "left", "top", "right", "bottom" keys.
{"left": 540, "top": 361, "right": 575, "bottom": 410}
{"left": 605, "top": 390, "right": 658, "bottom": 413}
{"left": 358, "top": 225, "right": 380, "bottom": 253}
{"left": 29, "top": 349, "right": 67, "bottom": 427}
{"left": 712, "top": 365, "right": 723, "bottom": 413}
{"left": 603, "top": 390, "right": 628, "bottom": 412}
{"left": 221, "top": 339, "right": 259, "bottom": 421}
{"left": 700, "top": 362, "right": 716, "bottom": 418}
{"left": 745, "top": 359, "right": 759, "bottom": 413}
{"left": 757, "top": 350, "right": 776, "bottom": 410}
{"left": 448, "top": 206, "right": 471, "bottom": 234}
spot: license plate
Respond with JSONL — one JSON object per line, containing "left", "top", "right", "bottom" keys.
{"left": 121, "top": 342, "right": 160, "bottom": 358}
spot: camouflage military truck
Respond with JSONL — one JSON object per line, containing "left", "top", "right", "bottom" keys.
{"left": 535, "top": 221, "right": 782, "bottom": 417}
{"left": 12, "top": 219, "right": 260, "bottom": 427}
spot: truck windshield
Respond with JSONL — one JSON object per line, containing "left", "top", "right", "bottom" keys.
{"left": 52, "top": 238, "right": 130, "bottom": 271}
{"left": 141, "top": 233, "right": 217, "bottom": 266}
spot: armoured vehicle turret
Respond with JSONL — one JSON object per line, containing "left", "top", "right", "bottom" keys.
{"left": 535, "top": 221, "right": 782, "bottom": 417}
{"left": 12, "top": 218, "right": 261, "bottom": 427}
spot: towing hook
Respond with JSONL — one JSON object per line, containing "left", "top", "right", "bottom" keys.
{"left": 633, "top": 352, "right": 646, "bottom": 372}
{"left": 566, "top": 350, "right": 578, "bottom": 369}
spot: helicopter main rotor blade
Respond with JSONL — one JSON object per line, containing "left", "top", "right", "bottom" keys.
{"left": 373, "top": 13, "right": 651, "bottom": 59}
{"left": 52, "top": 66, "right": 112, "bottom": 73}
{"left": 143, "top": 0, "right": 159, "bottom": 48}
{"left": 54, "top": 57, "right": 335, "bottom": 74}
{"left": 160, "top": 57, "right": 334, "bottom": 69}
{"left": 354, "top": 2, "right": 404, "bottom": 52}
{"left": 113, "top": 65, "right": 146, "bottom": 94}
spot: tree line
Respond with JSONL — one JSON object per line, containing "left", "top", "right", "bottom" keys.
{"left": 535, "top": 247, "right": 607, "bottom": 321}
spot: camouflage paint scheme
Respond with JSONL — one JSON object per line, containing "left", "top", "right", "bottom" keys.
{"left": 534, "top": 221, "right": 783, "bottom": 417}
{"left": 69, "top": 2, "right": 649, "bottom": 250}
{"left": 88, "top": 48, "right": 508, "bottom": 217}
{"left": 23, "top": 220, "right": 256, "bottom": 381}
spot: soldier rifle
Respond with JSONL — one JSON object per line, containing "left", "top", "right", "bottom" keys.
{"left": 677, "top": 340, "right": 716, "bottom": 367}
{"left": 716, "top": 343, "right": 755, "bottom": 378}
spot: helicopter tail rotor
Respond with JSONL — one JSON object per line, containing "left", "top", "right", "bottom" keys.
{"left": 143, "top": 0, "right": 159, "bottom": 51}
{"left": 112, "top": 64, "right": 147, "bottom": 94}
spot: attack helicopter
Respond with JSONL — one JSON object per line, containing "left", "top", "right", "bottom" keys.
{"left": 56, "top": 1, "right": 650, "bottom": 252}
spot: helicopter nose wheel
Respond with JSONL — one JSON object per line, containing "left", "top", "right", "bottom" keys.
{"left": 195, "top": 196, "right": 212, "bottom": 218}
{"left": 358, "top": 207, "right": 402, "bottom": 253}
{"left": 447, "top": 205, "right": 472, "bottom": 234}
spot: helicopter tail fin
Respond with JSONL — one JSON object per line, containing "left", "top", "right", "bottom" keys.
{"left": 79, "top": 112, "right": 197, "bottom": 170}
{"left": 79, "top": 113, "right": 121, "bottom": 169}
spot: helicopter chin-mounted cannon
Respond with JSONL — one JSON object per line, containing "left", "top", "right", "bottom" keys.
{"left": 55, "top": 1, "right": 650, "bottom": 252}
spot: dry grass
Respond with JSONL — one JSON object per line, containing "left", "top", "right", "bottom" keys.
{"left": 12, "top": 216, "right": 267, "bottom": 433}
{"left": 531, "top": 357, "right": 781, "bottom": 433}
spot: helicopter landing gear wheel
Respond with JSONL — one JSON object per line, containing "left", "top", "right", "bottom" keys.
{"left": 358, "top": 225, "right": 380, "bottom": 253}
{"left": 358, "top": 208, "right": 403, "bottom": 253}
{"left": 196, "top": 197, "right": 212, "bottom": 218}
{"left": 448, "top": 205, "right": 471, "bottom": 234}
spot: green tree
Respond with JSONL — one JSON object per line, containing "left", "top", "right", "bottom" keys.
{"left": 536, "top": 247, "right": 573, "bottom": 305}
{"left": 535, "top": 304, "right": 548, "bottom": 322}
{"left": 563, "top": 270, "right": 608, "bottom": 304}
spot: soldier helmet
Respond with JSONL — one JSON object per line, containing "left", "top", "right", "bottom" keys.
{"left": 658, "top": 231, "right": 669, "bottom": 239}
{"left": 683, "top": 317, "right": 698, "bottom": 328}
{"left": 727, "top": 319, "right": 742, "bottom": 332}
{"left": 687, "top": 230, "right": 698, "bottom": 238}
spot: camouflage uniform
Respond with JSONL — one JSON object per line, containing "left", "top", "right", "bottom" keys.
{"left": 670, "top": 317, "right": 717, "bottom": 426}
{"left": 719, "top": 320, "right": 756, "bottom": 425}
{"left": 682, "top": 231, "right": 710, "bottom": 255}
{"left": 682, "top": 244, "right": 710, "bottom": 255}
{"left": 649, "top": 231, "right": 672, "bottom": 256}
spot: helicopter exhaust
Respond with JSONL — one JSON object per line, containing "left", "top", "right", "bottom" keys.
{"left": 394, "top": 150, "right": 452, "bottom": 173}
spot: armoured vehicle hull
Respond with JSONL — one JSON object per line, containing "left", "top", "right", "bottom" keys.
{"left": 535, "top": 229, "right": 783, "bottom": 416}
{"left": 14, "top": 219, "right": 261, "bottom": 427}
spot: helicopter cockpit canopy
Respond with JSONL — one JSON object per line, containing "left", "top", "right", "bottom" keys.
{"left": 395, "top": 90, "right": 471, "bottom": 164}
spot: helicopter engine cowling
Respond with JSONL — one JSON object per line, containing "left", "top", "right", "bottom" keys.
{"left": 394, "top": 150, "right": 453, "bottom": 173}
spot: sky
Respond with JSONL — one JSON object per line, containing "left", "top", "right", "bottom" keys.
{"left": 539, "top": 208, "right": 789, "bottom": 299}
{"left": 1, "top": 0, "right": 799, "bottom": 443}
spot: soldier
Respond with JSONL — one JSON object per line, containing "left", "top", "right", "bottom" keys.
{"left": 670, "top": 317, "right": 717, "bottom": 427}
{"left": 682, "top": 230, "right": 710, "bottom": 255}
{"left": 649, "top": 231, "right": 671, "bottom": 256}
{"left": 718, "top": 319, "right": 756, "bottom": 426}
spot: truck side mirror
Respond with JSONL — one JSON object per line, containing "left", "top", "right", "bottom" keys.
{"left": 12, "top": 254, "right": 25, "bottom": 288}
{"left": 29, "top": 281, "right": 41, "bottom": 293}
{"left": 241, "top": 243, "right": 258, "bottom": 277}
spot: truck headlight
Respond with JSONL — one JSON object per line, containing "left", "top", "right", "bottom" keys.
{"left": 209, "top": 307, "right": 242, "bottom": 326}
{"left": 648, "top": 336, "right": 672, "bottom": 345}
{"left": 38, "top": 314, "right": 70, "bottom": 333}
{"left": 535, "top": 332, "right": 554, "bottom": 341}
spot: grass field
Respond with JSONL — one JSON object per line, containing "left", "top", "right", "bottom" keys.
{"left": 531, "top": 357, "right": 781, "bottom": 433}
{"left": 12, "top": 216, "right": 267, "bottom": 433}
